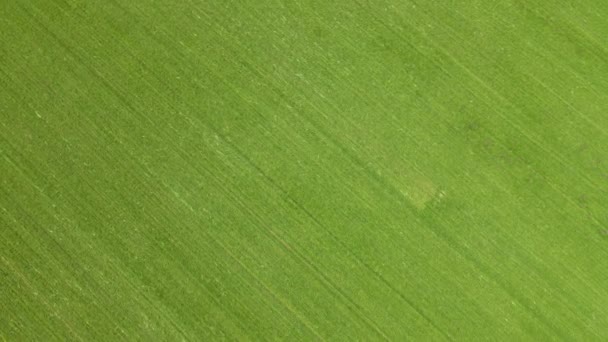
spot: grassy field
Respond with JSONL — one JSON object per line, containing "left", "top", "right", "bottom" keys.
{"left": 2, "top": 0, "right": 608, "bottom": 340}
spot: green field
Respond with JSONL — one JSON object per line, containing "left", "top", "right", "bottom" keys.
{"left": 2, "top": 0, "right": 608, "bottom": 340}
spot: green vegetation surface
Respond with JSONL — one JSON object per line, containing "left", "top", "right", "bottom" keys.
{"left": 2, "top": 1, "right": 608, "bottom": 340}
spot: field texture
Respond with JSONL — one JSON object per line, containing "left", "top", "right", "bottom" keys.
{"left": 2, "top": 1, "right": 608, "bottom": 340}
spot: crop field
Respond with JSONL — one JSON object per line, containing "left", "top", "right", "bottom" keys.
{"left": 1, "top": 0, "right": 608, "bottom": 340}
